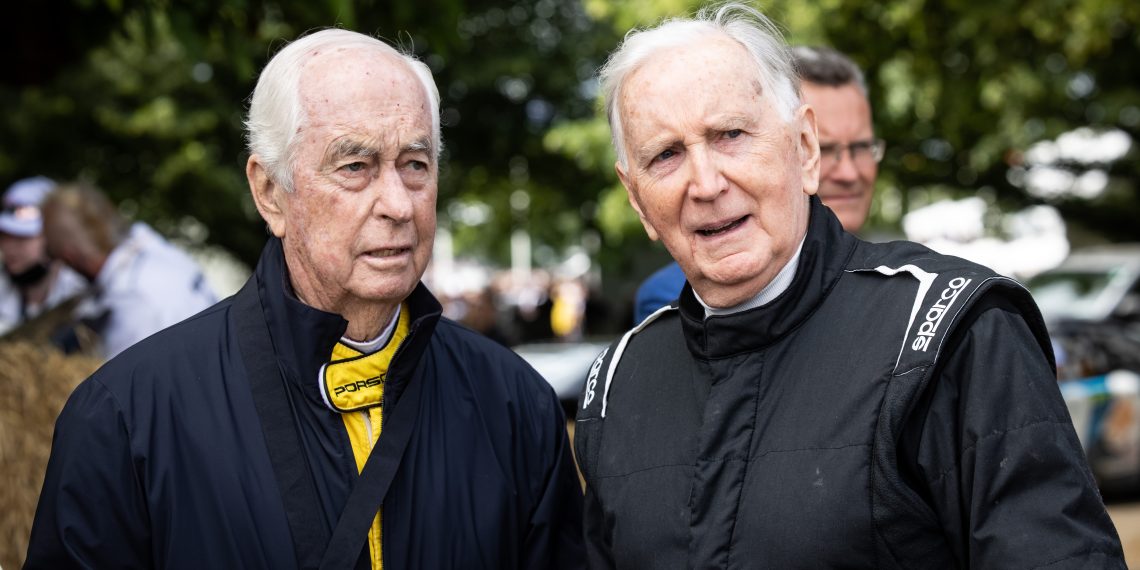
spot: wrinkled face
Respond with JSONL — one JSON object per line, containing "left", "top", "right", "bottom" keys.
{"left": 0, "top": 232, "right": 46, "bottom": 274}
{"left": 802, "top": 82, "right": 877, "bottom": 232}
{"left": 616, "top": 38, "right": 819, "bottom": 308}
{"left": 271, "top": 48, "right": 437, "bottom": 314}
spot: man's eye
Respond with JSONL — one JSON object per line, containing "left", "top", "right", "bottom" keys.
{"left": 655, "top": 149, "right": 676, "bottom": 162}
{"left": 725, "top": 129, "right": 743, "bottom": 139}
{"left": 407, "top": 160, "right": 428, "bottom": 171}
{"left": 341, "top": 161, "right": 367, "bottom": 172}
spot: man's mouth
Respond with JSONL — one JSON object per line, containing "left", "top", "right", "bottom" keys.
{"left": 367, "top": 247, "right": 410, "bottom": 257}
{"left": 697, "top": 216, "right": 748, "bottom": 237}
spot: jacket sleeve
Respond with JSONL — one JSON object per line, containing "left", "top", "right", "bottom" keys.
{"left": 574, "top": 344, "right": 617, "bottom": 569}
{"left": 521, "top": 375, "right": 586, "bottom": 570}
{"left": 906, "top": 293, "right": 1125, "bottom": 569}
{"left": 25, "top": 377, "right": 152, "bottom": 569}
{"left": 581, "top": 485, "right": 617, "bottom": 569}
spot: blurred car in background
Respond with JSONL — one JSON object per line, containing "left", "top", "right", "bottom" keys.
{"left": 513, "top": 339, "right": 611, "bottom": 414}
{"left": 1060, "top": 370, "right": 1140, "bottom": 493}
{"left": 1027, "top": 244, "right": 1140, "bottom": 493}
{"left": 1030, "top": 244, "right": 1140, "bottom": 378}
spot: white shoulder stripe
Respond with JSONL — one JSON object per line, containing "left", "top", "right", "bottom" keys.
{"left": 848, "top": 264, "right": 938, "bottom": 372}
{"left": 601, "top": 303, "right": 675, "bottom": 418}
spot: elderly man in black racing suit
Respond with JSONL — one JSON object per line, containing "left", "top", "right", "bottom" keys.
{"left": 574, "top": 3, "right": 1124, "bottom": 568}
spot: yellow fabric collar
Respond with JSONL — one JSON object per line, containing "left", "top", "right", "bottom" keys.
{"left": 318, "top": 306, "right": 410, "bottom": 413}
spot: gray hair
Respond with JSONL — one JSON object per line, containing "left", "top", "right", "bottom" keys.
{"left": 599, "top": 2, "right": 801, "bottom": 168}
{"left": 790, "top": 45, "right": 868, "bottom": 97}
{"left": 245, "top": 29, "right": 442, "bottom": 193}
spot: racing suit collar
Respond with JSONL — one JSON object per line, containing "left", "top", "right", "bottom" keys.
{"left": 251, "top": 237, "right": 442, "bottom": 407}
{"left": 678, "top": 195, "right": 857, "bottom": 359}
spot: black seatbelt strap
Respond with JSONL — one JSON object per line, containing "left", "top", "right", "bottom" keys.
{"left": 234, "top": 278, "right": 329, "bottom": 570}
{"left": 236, "top": 275, "right": 431, "bottom": 569}
{"left": 319, "top": 326, "right": 427, "bottom": 570}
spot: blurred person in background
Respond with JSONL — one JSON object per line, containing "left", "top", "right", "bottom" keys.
{"left": 512, "top": 271, "right": 556, "bottom": 342}
{"left": 39, "top": 183, "right": 216, "bottom": 358}
{"left": 0, "top": 177, "right": 86, "bottom": 335}
{"left": 632, "top": 44, "right": 883, "bottom": 323}
{"left": 576, "top": 4, "right": 1123, "bottom": 567}
{"left": 27, "top": 28, "right": 582, "bottom": 569}
{"left": 551, "top": 278, "right": 587, "bottom": 342}
{"left": 460, "top": 287, "right": 512, "bottom": 346}
{"left": 793, "top": 45, "right": 882, "bottom": 233}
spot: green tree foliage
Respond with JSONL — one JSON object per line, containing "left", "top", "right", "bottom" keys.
{"left": 552, "top": 0, "right": 1140, "bottom": 249}
{"left": 3, "top": 0, "right": 1138, "bottom": 281}
{"left": 807, "top": 0, "right": 1140, "bottom": 243}
{"left": 3, "top": 0, "right": 619, "bottom": 267}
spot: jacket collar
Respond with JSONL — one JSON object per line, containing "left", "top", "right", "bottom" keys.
{"left": 248, "top": 237, "right": 442, "bottom": 404}
{"left": 678, "top": 195, "right": 856, "bottom": 359}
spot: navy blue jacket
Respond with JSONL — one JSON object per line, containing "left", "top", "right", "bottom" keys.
{"left": 27, "top": 237, "right": 584, "bottom": 569}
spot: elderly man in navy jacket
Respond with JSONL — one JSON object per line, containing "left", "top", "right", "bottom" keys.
{"left": 28, "top": 29, "right": 583, "bottom": 569}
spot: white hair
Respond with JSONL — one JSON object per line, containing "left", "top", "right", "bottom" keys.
{"left": 599, "top": 2, "right": 801, "bottom": 167}
{"left": 245, "top": 29, "right": 442, "bottom": 193}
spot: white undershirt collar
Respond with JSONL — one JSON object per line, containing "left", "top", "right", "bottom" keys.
{"left": 339, "top": 305, "right": 401, "bottom": 354}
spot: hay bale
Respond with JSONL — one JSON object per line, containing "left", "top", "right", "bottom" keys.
{"left": 0, "top": 295, "right": 102, "bottom": 358}
{"left": 0, "top": 341, "right": 100, "bottom": 569}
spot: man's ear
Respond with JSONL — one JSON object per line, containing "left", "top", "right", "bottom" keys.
{"left": 616, "top": 161, "right": 659, "bottom": 242}
{"left": 246, "top": 156, "right": 287, "bottom": 238}
{"left": 796, "top": 103, "right": 821, "bottom": 197}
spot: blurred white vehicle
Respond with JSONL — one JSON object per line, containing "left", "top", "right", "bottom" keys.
{"left": 1029, "top": 244, "right": 1140, "bottom": 326}
{"left": 513, "top": 340, "right": 611, "bottom": 411}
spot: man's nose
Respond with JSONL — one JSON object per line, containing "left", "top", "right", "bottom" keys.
{"left": 370, "top": 166, "right": 414, "bottom": 223}
{"left": 686, "top": 145, "right": 727, "bottom": 200}
{"left": 827, "top": 151, "right": 860, "bottom": 182}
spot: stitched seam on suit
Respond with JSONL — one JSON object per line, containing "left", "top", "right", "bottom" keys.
{"left": 86, "top": 376, "right": 151, "bottom": 513}
{"left": 593, "top": 462, "right": 695, "bottom": 480}
{"left": 592, "top": 442, "right": 866, "bottom": 478}
{"left": 684, "top": 443, "right": 873, "bottom": 468}
{"left": 726, "top": 354, "right": 765, "bottom": 569}
{"left": 893, "top": 365, "right": 929, "bottom": 377}
{"left": 745, "top": 442, "right": 871, "bottom": 463}
{"left": 928, "top": 418, "right": 1073, "bottom": 484}
{"left": 1030, "top": 548, "right": 1109, "bottom": 569}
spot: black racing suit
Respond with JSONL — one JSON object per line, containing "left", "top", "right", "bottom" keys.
{"left": 576, "top": 198, "right": 1123, "bottom": 569}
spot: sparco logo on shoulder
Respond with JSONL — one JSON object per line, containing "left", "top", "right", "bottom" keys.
{"left": 582, "top": 347, "right": 609, "bottom": 409}
{"left": 911, "top": 277, "right": 972, "bottom": 352}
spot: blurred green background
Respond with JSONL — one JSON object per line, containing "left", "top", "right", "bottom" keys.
{"left": 3, "top": 0, "right": 1138, "bottom": 303}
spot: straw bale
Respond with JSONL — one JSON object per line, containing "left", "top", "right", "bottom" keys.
{"left": 0, "top": 341, "right": 100, "bottom": 569}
